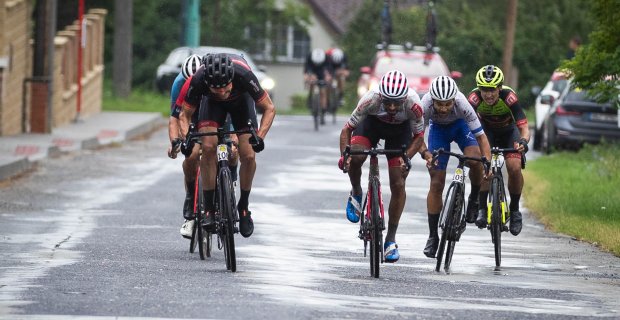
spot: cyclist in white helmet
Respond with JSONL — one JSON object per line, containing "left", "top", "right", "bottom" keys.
{"left": 167, "top": 54, "right": 205, "bottom": 238}
{"left": 417, "top": 75, "right": 491, "bottom": 258}
{"left": 326, "top": 47, "right": 349, "bottom": 105}
{"left": 338, "top": 70, "right": 425, "bottom": 263}
{"left": 303, "top": 48, "right": 332, "bottom": 125}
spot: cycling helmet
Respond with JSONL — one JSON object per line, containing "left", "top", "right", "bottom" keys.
{"left": 476, "top": 65, "right": 504, "bottom": 88}
{"left": 379, "top": 70, "right": 409, "bottom": 99}
{"left": 311, "top": 48, "right": 326, "bottom": 65}
{"left": 181, "top": 54, "right": 201, "bottom": 80}
{"left": 330, "top": 48, "right": 344, "bottom": 64}
{"left": 203, "top": 53, "right": 235, "bottom": 88}
{"left": 430, "top": 76, "right": 458, "bottom": 101}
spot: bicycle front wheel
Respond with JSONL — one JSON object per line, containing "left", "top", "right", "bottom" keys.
{"left": 311, "top": 92, "right": 320, "bottom": 131}
{"left": 219, "top": 168, "right": 237, "bottom": 272}
{"left": 190, "top": 173, "right": 202, "bottom": 253}
{"left": 435, "top": 184, "right": 457, "bottom": 272}
{"left": 369, "top": 178, "right": 381, "bottom": 278}
{"left": 444, "top": 184, "right": 464, "bottom": 272}
{"left": 490, "top": 177, "right": 502, "bottom": 268}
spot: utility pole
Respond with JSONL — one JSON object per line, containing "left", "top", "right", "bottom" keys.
{"left": 502, "top": 0, "right": 518, "bottom": 87}
{"left": 183, "top": 0, "right": 200, "bottom": 47}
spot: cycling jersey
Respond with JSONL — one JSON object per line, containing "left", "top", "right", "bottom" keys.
{"left": 467, "top": 87, "right": 528, "bottom": 129}
{"left": 303, "top": 54, "right": 332, "bottom": 81}
{"left": 183, "top": 54, "right": 268, "bottom": 108}
{"left": 420, "top": 91, "right": 484, "bottom": 136}
{"left": 170, "top": 74, "right": 199, "bottom": 124}
{"left": 421, "top": 91, "right": 483, "bottom": 170}
{"left": 346, "top": 88, "right": 425, "bottom": 139}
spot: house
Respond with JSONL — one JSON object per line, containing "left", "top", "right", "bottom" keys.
{"left": 246, "top": 0, "right": 365, "bottom": 111}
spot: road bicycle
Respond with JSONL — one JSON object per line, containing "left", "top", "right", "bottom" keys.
{"left": 342, "top": 144, "right": 410, "bottom": 278}
{"left": 307, "top": 79, "right": 327, "bottom": 131}
{"left": 431, "top": 148, "right": 487, "bottom": 273}
{"left": 484, "top": 147, "right": 525, "bottom": 269}
{"left": 326, "top": 78, "right": 340, "bottom": 125}
{"left": 184, "top": 121, "right": 259, "bottom": 272}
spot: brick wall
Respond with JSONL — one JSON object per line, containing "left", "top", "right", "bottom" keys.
{"left": 0, "top": 0, "right": 31, "bottom": 136}
{"left": 0, "top": 3, "right": 107, "bottom": 136}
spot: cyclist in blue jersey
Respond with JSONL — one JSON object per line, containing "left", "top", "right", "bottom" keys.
{"left": 167, "top": 54, "right": 208, "bottom": 238}
{"left": 418, "top": 76, "right": 491, "bottom": 258}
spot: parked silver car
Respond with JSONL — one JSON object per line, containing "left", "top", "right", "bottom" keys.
{"left": 530, "top": 70, "right": 569, "bottom": 151}
{"left": 539, "top": 79, "right": 620, "bottom": 153}
{"left": 155, "top": 46, "right": 275, "bottom": 98}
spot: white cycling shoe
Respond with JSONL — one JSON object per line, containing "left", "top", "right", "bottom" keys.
{"left": 180, "top": 219, "right": 194, "bottom": 239}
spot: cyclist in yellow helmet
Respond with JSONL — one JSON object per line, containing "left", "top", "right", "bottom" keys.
{"left": 467, "top": 65, "right": 529, "bottom": 236}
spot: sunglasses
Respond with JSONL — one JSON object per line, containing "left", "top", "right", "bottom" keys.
{"left": 382, "top": 97, "right": 406, "bottom": 106}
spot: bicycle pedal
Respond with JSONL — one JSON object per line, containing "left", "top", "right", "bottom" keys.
{"left": 502, "top": 225, "right": 509, "bottom": 232}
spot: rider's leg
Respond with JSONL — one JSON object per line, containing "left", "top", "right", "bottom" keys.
{"left": 424, "top": 168, "right": 445, "bottom": 258}
{"left": 506, "top": 156, "right": 524, "bottom": 235}
{"left": 385, "top": 162, "right": 408, "bottom": 244}
{"left": 463, "top": 145, "right": 483, "bottom": 222}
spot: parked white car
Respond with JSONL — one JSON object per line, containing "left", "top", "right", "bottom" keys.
{"left": 530, "top": 70, "right": 569, "bottom": 150}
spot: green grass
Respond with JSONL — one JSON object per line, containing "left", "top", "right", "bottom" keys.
{"left": 523, "top": 143, "right": 620, "bottom": 256}
{"left": 102, "top": 84, "right": 170, "bottom": 117}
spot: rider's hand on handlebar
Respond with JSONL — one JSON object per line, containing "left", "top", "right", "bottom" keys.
{"left": 168, "top": 138, "right": 182, "bottom": 159}
{"left": 516, "top": 138, "right": 529, "bottom": 154}
{"left": 249, "top": 135, "right": 265, "bottom": 153}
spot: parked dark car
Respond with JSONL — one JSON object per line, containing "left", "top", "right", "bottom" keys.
{"left": 357, "top": 43, "right": 461, "bottom": 99}
{"left": 540, "top": 80, "right": 620, "bottom": 153}
{"left": 155, "top": 46, "right": 275, "bottom": 97}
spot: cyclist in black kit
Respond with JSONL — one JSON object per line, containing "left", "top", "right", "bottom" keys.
{"left": 179, "top": 53, "right": 276, "bottom": 238}
{"left": 304, "top": 48, "right": 332, "bottom": 124}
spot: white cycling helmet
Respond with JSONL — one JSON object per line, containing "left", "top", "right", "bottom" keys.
{"left": 379, "top": 70, "right": 409, "bottom": 99}
{"left": 311, "top": 48, "right": 326, "bottom": 65}
{"left": 181, "top": 54, "right": 202, "bottom": 80}
{"left": 330, "top": 48, "right": 344, "bottom": 64}
{"left": 430, "top": 76, "right": 458, "bottom": 101}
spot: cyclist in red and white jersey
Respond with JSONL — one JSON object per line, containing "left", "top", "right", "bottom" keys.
{"left": 339, "top": 70, "right": 425, "bottom": 263}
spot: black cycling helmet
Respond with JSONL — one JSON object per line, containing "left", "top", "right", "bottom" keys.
{"left": 203, "top": 53, "right": 234, "bottom": 88}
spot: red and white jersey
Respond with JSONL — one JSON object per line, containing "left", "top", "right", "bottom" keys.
{"left": 346, "top": 88, "right": 425, "bottom": 137}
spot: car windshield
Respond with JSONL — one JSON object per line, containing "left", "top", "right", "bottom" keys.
{"left": 565, "top": 88, "right": 612, "bottom": 105}
{"left": 551, "top": 79, "right": 568, "bottom": 92}
{"left": 374, "top": 54, "right": 448, "bottom": 77}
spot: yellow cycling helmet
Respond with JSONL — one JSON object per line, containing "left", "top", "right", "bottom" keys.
{"left": 476, "top": 65, "right": 504, "bottom": 88}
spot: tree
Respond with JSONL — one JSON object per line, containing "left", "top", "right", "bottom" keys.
{"left": 113, "top": 0, "right": 132, "bottom": 98}
{"left": 561, "top": 0, "right": 620, "bottom": 105}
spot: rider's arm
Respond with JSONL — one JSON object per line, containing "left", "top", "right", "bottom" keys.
{"left": 255, "top": 94, "right": 276, "bottom": 139}
{"left": 503, "top": 89, "right": 531, "bottom": 151}
{"left": 406, "top": 95, "right": 426, "bottom": 159}
{"left": 178, "top": 74, "right": 200, "bottom": 137}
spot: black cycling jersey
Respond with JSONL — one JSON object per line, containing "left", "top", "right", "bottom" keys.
{"left": 303, "top": 54, "right": 332, "bottom": 81}
{"left": 467, "top": 87, "right": 528, "bottom": 130}
{"left": 184, "top": 54, "right": 267, "bottom": 108}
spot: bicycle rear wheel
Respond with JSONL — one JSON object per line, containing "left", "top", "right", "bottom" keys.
{"left": 190, "top": 172, "right": 202, "bottom": 253}
{"left": 369, "top": 179, "right": 381, "bottom": 278}
{"left": 219, "top": 168, "right": 237, "bottom": 272}
{"left": 490, "top": 177, "right": 502, "bottom": 268}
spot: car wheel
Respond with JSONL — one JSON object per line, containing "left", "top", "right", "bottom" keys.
{"left": 533, "top": 127, "right": 542, "bottom": 151}
{"left": 542, "top": 120, "right": 557, "bottom": 155}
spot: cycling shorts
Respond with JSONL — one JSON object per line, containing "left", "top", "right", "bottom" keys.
{"left": 351, "top": 116, "right": 412, "bottom": 166}
{"left": 428, "top": 119, "right": 479, "bottom": 170}
{"left": 197, "top": 93, "right": 258, "bottom": 131}
{"left": 485, "top": 124, "right": 522, "bottom": 160}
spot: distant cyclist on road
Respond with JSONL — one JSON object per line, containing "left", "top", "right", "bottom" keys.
{"left": 179, "top": 53, "right": 276, "bottom": 238}
{"left": 326, "top": 47, "right": 349, "bottom": 106}
{"left": 418, "top": 76, "right": 491, "bottom": 258}
{"left": 304, "top": 48, "right": 332, "bottom": 125}
{"left": 339, "top": 70, "right": 425, "bottom": 263}
{"left": 166, "top": 54, "right": 204, "bottom": 238}
{"left": 467, "top": 65, "right": 529, "bottom": 236}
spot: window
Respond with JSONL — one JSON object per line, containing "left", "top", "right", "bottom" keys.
{"left": 245, "top": 21, "right": 309, "bottom": 63}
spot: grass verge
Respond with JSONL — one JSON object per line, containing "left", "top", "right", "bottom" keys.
{"left": 102, "top": 85, "right": 170, "bottom": 117}
{"left": 523, "top": 143, "right": 620, "bottom": 256}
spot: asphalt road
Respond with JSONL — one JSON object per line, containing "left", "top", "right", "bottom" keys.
{"left": 0, "top": 115, "right": 618, "bottom": 320}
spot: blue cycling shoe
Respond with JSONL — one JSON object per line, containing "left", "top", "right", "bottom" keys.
{"left": 346, "top": 193, "right": 362, "bottom": 223}
{"left": 384, "top": 242, "right": 399, "bottom": 263}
